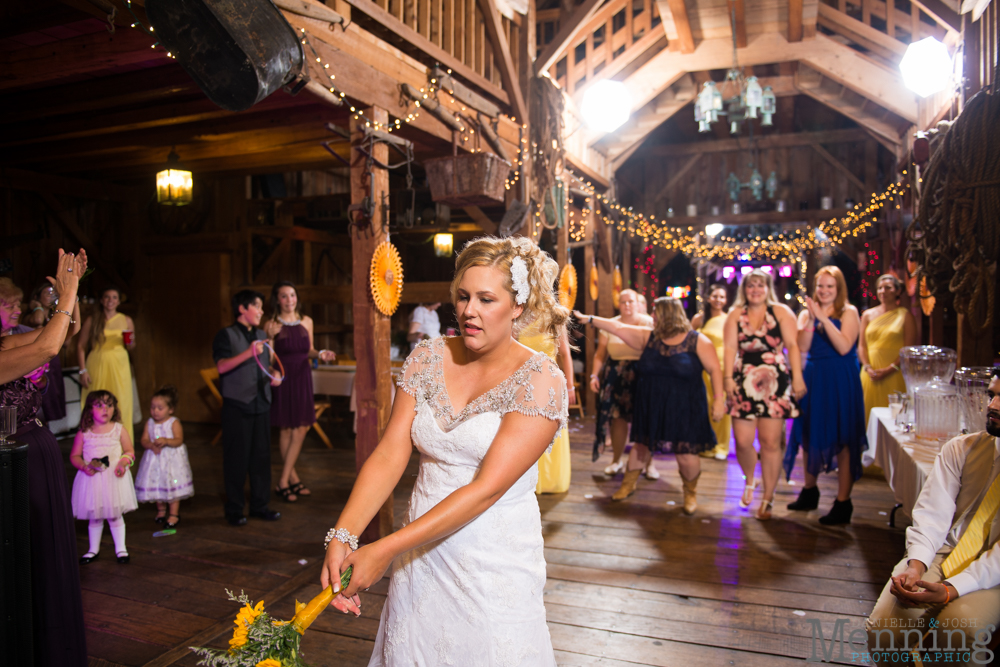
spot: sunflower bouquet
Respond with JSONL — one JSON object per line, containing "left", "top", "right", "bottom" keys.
{"left": 190, "top": 567, "right": 352, "bottom": 667}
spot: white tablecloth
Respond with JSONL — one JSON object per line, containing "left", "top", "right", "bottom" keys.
{"left": 312, "top": 366, "right": 398, "bottom": 433}
{"left": 869, "top": 407, "right": 943, "bottom": 520}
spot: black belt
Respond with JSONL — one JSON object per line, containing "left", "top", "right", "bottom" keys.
{"left": 14, "top": 417, "right": 44, "bottom": 438}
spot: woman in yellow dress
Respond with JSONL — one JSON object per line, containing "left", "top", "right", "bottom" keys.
{"left": 691, "top": 284, "right": 732, "bottom": 460}
{"left": 858, "top": 274, "right": 917, "bottom": 419}
{"left": 78, "top": 287, "right": 136, "bottom": 444}
{"left": 519, "top": 259, "right": 575, "bottom": 494}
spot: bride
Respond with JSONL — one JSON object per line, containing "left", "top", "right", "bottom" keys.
{"left": 322, "top": 236, "right": 569, "bottom": 666}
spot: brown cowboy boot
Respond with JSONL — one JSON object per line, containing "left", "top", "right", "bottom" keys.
{"left": 611, "top": 469, "right": 642, "bottom": 501}
{"left": 681, "top": 472, "right": 700, "bottom": 515}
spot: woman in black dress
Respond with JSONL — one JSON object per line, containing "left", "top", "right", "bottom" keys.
{"left": 0, "top": 253, "right": 87, "bottom": 666}
{"left": 576, "top": 298, "right": 725, "bottom": 513}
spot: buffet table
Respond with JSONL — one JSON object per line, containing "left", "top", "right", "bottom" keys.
{"left": 868, "top": 407, "right": 942, "bottom": 525}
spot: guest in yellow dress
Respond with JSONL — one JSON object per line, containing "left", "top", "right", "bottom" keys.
{"left": 858, "top": 274, "right": 917, "bottom": 419}
{"left": 691, "top": 284, "right": 732, "bottom": 460}
{"left": 78, "top": 288, "right": 136, "bottom": 444}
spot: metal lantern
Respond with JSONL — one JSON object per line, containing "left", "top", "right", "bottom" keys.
{"left": 433, "top": 233, "right": 454, "bottom": 257}
{"left": 749, "top": 168, "right": 764, "bottom": 200}
{"left": 766, "top": 171, "right": 778, "bottom": 199}
{"left": 156, "top": 149, "right": 193, "bottom": 206}
{"left": 761, "top": 86, "right": 776, "bottom": 126}
{"left": 744, "top": 76, "right": 763, "bottom": 118}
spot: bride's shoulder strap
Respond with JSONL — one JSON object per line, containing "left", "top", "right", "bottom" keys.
{"left": 396, "top": 337, "right": 442, "bottom": 401}
{"left": 505, "top": 354, "right": 568, "bottom": 429}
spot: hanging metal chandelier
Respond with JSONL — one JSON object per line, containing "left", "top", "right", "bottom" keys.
{"left": 693, "top": 11, "right": 776, "bottom": 134}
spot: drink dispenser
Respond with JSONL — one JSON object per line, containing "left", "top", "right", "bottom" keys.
{"left": 899, "top": 346, "right": 958, "bottom": 442}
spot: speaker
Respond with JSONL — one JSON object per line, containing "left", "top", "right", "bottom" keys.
{"left": 0, "top": 440, "right": 32, "bottom": 664}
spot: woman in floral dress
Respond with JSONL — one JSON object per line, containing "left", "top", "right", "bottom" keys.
{"left": 723, "top": 269, "right": 806, "bottom": 520}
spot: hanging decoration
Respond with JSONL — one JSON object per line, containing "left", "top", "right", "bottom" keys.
{"left": 370, "top": 241, "right": 404, "bottom": 316}
{"left": 589, "top": 265, "right": 599, "bottom": 301}
{"left": 612, "top": 266, "right": 623, "bottom": 308}
{"left": 156, "top": 149, "right": 193, "bottom": 206}
{"left": 558, "top": 264, "right": 578, "bottom": 309}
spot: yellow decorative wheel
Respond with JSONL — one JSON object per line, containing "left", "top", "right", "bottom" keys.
{"left": 612, "top": 265, "right": 623, "bottom": 309}
{"left": 589, "top": 265, "right": 599, "bottom": 302}
{"left": 558, "top": 264, "right": 577, "bottom": 309}
{"left": 370, "top": 241, "right": 404, "bottom": 316}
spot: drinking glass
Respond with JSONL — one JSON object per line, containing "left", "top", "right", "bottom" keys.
{"left": 0, "top": 406, "right": 16, "bottom": 447}
{"left": 888, "top": 392, "right": 903, "bottom": 422}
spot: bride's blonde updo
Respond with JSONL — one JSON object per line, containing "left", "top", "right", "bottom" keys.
{"left": 451, "top": 236, "right": 570, "bottom": 340}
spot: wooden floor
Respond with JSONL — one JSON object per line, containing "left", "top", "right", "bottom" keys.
{"left": 73, "top": 413, "right": 905, "bottom": 666}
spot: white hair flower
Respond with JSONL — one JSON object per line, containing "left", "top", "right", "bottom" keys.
{"left": 510, "top": 256, "right": 530, "bottom": 305}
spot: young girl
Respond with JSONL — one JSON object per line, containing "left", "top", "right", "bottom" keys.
{"left": 134, "top": 385, "right": 193, "bottom": 528}
{"left": 71, "top": 390, "right": 138, "bottom": 564}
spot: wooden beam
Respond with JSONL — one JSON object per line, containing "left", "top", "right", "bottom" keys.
{"left": 665, "top": 0, "right": 696, "bottom": 53}
{"left": 909, "top": 0, "right": 962, "bottom": 31}
{"left": 476, "top": 0, "right": 528, "bottom": 123}
{"left": 794, "top": 64, "right": 906, "bottom": 145}
{"left": 653, "top": 154, "right": 702, "bottom": 202}
{"left": 564, "top": 151, "right": 610, "bottom": 189}
{"left": 0, "top": 25, "right": 172, "bottom": 92}
{"left": 810, "top": 142, "right": 867, "bottom": 191}
{"left": 40, "top": 193, "right": 130, "bottom": 288}
{"left": 463, "top": 206, "right": 498, "bottom": 233}
{"left": 533, "top": 0, "right": 606, "bottom": 74}
{"left": 334, "top": 0, "right": 510, "bottom": 107}
{"left": 350, "top": 105, "right": 393, "bottom": 544}
{"left": 728, "top": 0, "right": 748, "bottom": 48}
{"left": 647, "top": 127, "right": 872, "bottom": 156}
{"left": 789, "top": 0, "right": 805, "bottom": 41}
{"left": 816, "top": 3, "right": 907, "bottom": 63}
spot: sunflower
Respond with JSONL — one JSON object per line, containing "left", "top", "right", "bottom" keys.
{"left": 256, "top": 660, "right": 282, "bottom": 667}
{"left": 229, "top": 600, "right": 264, "bottom": 651}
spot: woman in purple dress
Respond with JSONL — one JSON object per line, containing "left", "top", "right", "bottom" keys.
{"left": 0, "top": 257, "right": 87, "bottom": 666}
{"left": 263, "top": 282, "right": 336, "bottom": 502}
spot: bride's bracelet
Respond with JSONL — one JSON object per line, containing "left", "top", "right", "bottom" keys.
{"left": 324, "top": 527, "right": 359, "bottom": 552}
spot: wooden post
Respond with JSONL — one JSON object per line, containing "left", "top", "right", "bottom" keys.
{"left": 350, "top": 106, "right": 394, "bottom": 544}
{"left": 583, "top": 204, "right": 597, "bottom": 415}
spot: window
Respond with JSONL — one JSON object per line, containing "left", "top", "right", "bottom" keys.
{"left": 593, "top": 25, "right": 606, "bottom": 48}
{"left": 574, "top": 41, "right": 587, "bottom": 64}
{"left": 612, "top": 9, "right": 626, "bottom": 33}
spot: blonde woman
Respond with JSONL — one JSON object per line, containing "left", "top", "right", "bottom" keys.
{"left": 78, "top": 287, "right": 136, "bottom": 444}
{"left": 321, "top": 237, "right": 567, "bottom": 666}
{"left": 784, "top": 266, "right": 867, "bottom": 525}
{"left": 724, "top": 269, "right": 805, "bottom": 520}
{"left": 576, "top": 298, "right": 724, "bottom": 514}
{"left": 691, "top": 284, "right": 731, "bottom": 460}
{"left": 589, "top": 289, "right": 658, "bottom": 480}
{"left": 858, "top": 274, "right": 916, "bottom": 417}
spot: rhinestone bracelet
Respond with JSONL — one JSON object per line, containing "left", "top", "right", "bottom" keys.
{"left": 324, "top": 527, "right": 359, "bottom": 552}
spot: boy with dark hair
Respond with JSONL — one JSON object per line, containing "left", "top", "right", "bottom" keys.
{"left": 212, "top": 289, "right": 283, "bottom": 526}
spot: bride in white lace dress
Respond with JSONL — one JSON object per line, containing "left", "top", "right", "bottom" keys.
{"left": 321, "top": 237, "right": 569, "bottom": 666}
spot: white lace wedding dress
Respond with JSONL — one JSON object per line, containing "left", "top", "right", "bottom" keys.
{"left": 369, "top": 337, "right": 567, "bottom": 667}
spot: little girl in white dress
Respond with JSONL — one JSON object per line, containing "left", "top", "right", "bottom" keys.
{"left": 70, "top": 390, "right": 138, "bottom": 564}
{"left": 134, "top": 385, "right": 193, "bottom": 530}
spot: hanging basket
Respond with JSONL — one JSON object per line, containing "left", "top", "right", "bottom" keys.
{"left": 424, "top": 153, "right": 511, "bottom": 207}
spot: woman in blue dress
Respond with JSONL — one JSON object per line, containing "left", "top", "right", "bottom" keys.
{"left": 784, "top": 265, "right": 868, "bottom": 525}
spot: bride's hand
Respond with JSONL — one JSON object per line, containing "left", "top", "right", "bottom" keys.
{"left": 321, "top": 541, "right": 361, "bottom": 617}
{"left": 341, "top": 541, "right": 393, "bottom": 601}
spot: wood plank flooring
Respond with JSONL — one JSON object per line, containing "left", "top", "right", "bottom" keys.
{"left": 70, "top": 415, "right": 905, "bottom": 666}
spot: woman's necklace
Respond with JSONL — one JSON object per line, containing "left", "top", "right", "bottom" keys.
{"left": 278, "top": 316, "right": 301, "bottom": 326}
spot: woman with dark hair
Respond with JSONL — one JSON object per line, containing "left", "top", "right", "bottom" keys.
{"left": 784, "top": 265, "right": 867, "bottom": 525}
{"left": 263, "top": 281, "right": 335, "bottom": 501}
{"left": 692, "top": 284, "right": 731, "bottom": 460}
{"left": 0, "top": 252, "right": 88, "bottom": 667}
{"left": 78, "top": 286, "right": 136, "bottom": 443}
{"left": 724, "top": 269, "right": 805, "bottom": 520}
{"left": 858, "top": 273, "right": 917, "bottom": 418}
{"left": 576, "top": 297, "right": 724, "bottom": 514}
{"left": 24, "top": 282, "right": 68, "bottom": 422}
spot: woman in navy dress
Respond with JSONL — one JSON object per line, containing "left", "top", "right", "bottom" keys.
{"left": 264, "top": 282, "right": 335, "bottom": 502}
{"left": 784, "top": 265, "right": 867, "bottom": 525}
{"left": 577, "top": 298, "right": 724, "bottom": 514}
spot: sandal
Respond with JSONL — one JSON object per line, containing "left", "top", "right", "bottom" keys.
{"left": 289, "top": 481, "right": 311, "bottom": 497}
{"left": 755, "top": 500, "right": 773, "bottom": 521}
{"left": 738, "top": 478, "right": 759, "bottom": 509}
{"left": 165, "top": 515, "right": 180, "bottom": 529}
{"left": 275, "top": 485, "right": 298, "bottom": 502}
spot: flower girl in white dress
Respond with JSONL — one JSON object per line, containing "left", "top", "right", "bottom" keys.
{"left": 322, "top": 237, "right": 569, "bottom": 666}
{"left": 134, "top": 385, "right": 194, "bottom": 529}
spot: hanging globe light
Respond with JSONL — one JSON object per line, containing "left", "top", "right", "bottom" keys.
{"left": 899, "top": 37, "right": 952, "bottom": 98}
{"left": 581, "top": 80, "right": 632, "bottom": 133}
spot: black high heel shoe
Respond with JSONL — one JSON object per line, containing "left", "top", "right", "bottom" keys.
{"left": 79, "top": 551, "right": 99, "bottom": 565}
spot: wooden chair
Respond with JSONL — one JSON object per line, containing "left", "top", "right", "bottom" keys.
{"left": 569, "top": 379, "right": 585, "bottom": 418}
{"left": 199, "top": 367, "right": 224, "bottom": 445}
{"left": 202, "top": 366, "right": 334, "bottom": 449}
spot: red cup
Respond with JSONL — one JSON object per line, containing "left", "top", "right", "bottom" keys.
{"left": 122, "top": 330, "right": 134, "bottom": 346}
{"left": 446, "top": 328, "right": 457, "bottom": 336}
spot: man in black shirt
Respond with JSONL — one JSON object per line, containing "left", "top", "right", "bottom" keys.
{"left": 212, "top": 290, "right": 283, "bottom": 526}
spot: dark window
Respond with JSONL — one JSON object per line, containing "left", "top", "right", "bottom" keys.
{"left": 555, "top": 56, "right": 567, "bottom": 80}
{"left": 613, "top": 44, "right": 626, "bottom": 59}
{"left": 633, "top": 0, "right": 644, "bottom": 17}
{"left": 574, "top": 41, "right": 587, "bottom": 64}
{"left": 612, "top": 9, "right": 626, "bottom": 33}
{"left": 575, "top": 75, "right": 587, "bottom": 90}
{"left": 593, "top": 25, "right": 606, "bottom": 48}
{"left": 594, "top": 61, "right": 605, "bottom": 75}
{"left": 651, "top": 12, "right": 661, "bottom": 28}
{"left": 544, "top": 21, "right": 555, "bottom": 44}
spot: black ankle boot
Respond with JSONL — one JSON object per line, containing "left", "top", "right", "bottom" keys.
{"left": 819, "top": 498, "right": 853, "bottom": 525}
{"left": 787, "top": 485, "right": 820, "bottom": 511}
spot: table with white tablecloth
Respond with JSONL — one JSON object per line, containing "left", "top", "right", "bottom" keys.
{"left": 868, "top": 407, "right": 943, "bottom": 525}
{"left": 312, "top": 365, "right": 399, "bottom": 433}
